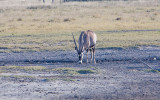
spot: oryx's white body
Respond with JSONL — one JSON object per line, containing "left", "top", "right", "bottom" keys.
{"left": 72, "top": 30, "right": 97, "bottom": 64}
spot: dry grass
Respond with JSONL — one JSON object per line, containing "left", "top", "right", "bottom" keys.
{"left": 0, "top": 1, "right": 160, "bottom": 52}
{"left": 1, "top": 2, "right": 160, "bottom": 34}
{"left": 97, "top": 31, "right": 160, "bottom": 48}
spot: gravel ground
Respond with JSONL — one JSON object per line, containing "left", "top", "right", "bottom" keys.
{"left": 0, "top": 46, "right": 160, "bottom": 100}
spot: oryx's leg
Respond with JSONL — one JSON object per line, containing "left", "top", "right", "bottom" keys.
{"left": 93, "top": 46, "right": 96, "bottom": 64}
{"left": 90, "top": 48, "right": 93, "bottom": 63}
{"left": 86, "top": 49, "right": 89, "bottom": 63}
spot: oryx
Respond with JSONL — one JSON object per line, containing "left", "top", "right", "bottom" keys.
{"left": 72, "top": 30, "right": 97, "bottom": 64}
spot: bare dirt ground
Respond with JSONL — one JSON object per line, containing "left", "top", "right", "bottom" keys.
{"left": 0, "top": 46, "right": 160, "bottom": 100}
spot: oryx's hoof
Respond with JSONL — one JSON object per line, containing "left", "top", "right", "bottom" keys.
{"left": 78, "top": 61, "right": 82, "bottom": 64}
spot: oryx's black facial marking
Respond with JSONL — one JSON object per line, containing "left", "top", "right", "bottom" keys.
{"left": 79, "top": 55, "right": 82, "bottom": 60}
{"left": 78, "top": 51, "right": 83, "bottom": 61}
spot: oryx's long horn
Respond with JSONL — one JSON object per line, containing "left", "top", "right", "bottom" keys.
{"left": 72, "top": 33, "right": 78, "bottom": 52}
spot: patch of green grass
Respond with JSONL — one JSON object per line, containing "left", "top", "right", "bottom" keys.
{"left": 47, "top": 78, "right": 57, "bottom": 82}
{"left": 11, "top": 75, "right": 35, "bottom": 79}
{"left": 53, "top": 67, "right": 98, "bottom": 75}
{"left": 53, "top": 67, "right": 78, "bottom": 75}
{"left": 0, "top": 66, "right": 47, "bottom": 71}
{"left": 77, "top": 69, "right": 95, "bottom": 74}
{"left": 144, "top": 69, "right": 160, "bottom": 73}
{"left": 62, "top": 78, "right": 75, "bottom": 82}
{"left": 23, "top": 66, "right": 47, "bottom": 71}
{"left": 1, "top": 31, "right": 160, "bottom": 52}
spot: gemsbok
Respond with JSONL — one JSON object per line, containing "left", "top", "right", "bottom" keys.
{"left": 72, "top": 30, "right": 97, "bottom": 64}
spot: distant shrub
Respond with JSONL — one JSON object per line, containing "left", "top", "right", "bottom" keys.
{"left": 145, "top": 69, "right": 160, "bottom": 73}
{"left": 17, "top": 18, "right": 22, "bottom": 21}
{"left": 64, "top": 18, "right": 71, "bottom": 22}
{"left": 64, "top": 18, "right": 75, "bottom": 22}
{"left": 116, "top": 17, "right": 122, "bottom": 21}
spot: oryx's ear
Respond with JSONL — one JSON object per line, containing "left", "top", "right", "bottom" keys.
{"left": 75, "top": 47, "right": 77, "bottom": 50}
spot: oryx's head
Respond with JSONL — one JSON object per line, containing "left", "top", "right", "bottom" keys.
{"left": 72, "top": 33, "right": 83, "bottom": 64}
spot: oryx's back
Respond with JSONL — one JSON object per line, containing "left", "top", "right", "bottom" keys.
{"left": 78, "top": 30, "right": 97, "bottom": 50}
{"left": 87, "top": 30, "right": 97, "bottom": 46}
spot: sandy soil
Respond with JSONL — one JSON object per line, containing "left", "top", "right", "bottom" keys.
{"left": 0, "top": 46, "right": 160, "bottom": 100}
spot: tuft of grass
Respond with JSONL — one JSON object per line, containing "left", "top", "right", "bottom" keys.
{"left": 77, "top": 69, "right": 95, "bottom": 74}
{"left": 17, "top": 18, "right": 22, "bottom": 21}
{"left": 53, "top": 67, "right": 78, "bottom": 75}
{"left": 145, "top": 69, "right": 160, "bottom": 73}
{"left": 62, "top": 78, "right": 75, "bottom": 82}
{"left": 23, "top": 66, "right": 47, "bottom": 71}
{"left": 63, "top": 18, "right": 76, "bottom": 22}
{"left": 52, "top": 67, "right": 98, "bottom": 75}
{"left": 116, "top": 17, "right": 122, "bottom": 21}
{"left": 10, "top": 75, "right": 35, "bottom": 79}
